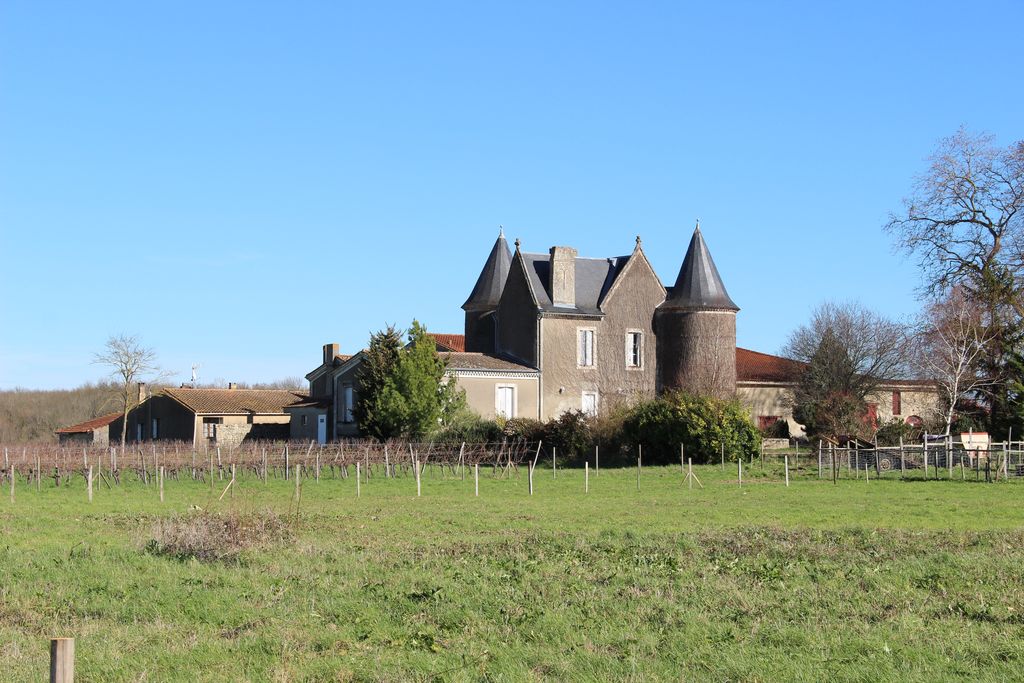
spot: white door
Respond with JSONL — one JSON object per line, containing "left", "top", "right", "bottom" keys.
{"left": 496, "top": 386, "right": 514, "bottom": 419}
{"left": 582, "top": 391, "right": 598, "bottom": 417}
{"left": 316, "top": 414, "right": 327, "bottom": 445}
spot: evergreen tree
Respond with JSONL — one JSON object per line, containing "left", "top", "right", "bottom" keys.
{"left": 353, "top": 321, "right": 465, "bottom": 440}
{"left": 353, "top": 325, "right": 404, "bottom": 440}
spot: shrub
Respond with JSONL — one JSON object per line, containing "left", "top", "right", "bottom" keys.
{"left": 502, "top": 417, "right": 545, "bottom": 443}
{"left": 433, "top": 409, "right": 503, "bottom": 444}
{"left": 874, "top": 418, "right": 924, "bottom": 447}
{"left": 621, "top": 392, "right": 761, "bottom": 464}
{"left": 145, "top": 511, "right": 292, "bottom": 562}
{"left": 758, "top": 418, "right": 790, "bottom": 440}
{"left": 542, "top": 410, "right": 592, "bottom": 465}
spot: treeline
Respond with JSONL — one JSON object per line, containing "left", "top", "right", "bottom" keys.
{"left": 0, "top": 382, "right": 122, "bottom": 443}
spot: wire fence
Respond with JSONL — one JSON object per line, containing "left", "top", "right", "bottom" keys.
{"left": 0, "top": 439, "right": 540, "bottom": 486}
{"left": 760, "top": 439, "right": 1024, "bottom": 482}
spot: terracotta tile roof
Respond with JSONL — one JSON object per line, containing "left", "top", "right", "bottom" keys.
{"left": 55, "top": 412, "right": 121, "bottom": 434}
{"left": 441, "top": 352, "right": 537, "bottom": 372}
{"left": 162, "top": 388, "right": 307, "bottom": 414}
{"left": 736, "top": 348, "right": 805, "bottom": 383}
{"left": 430, "top": 334, "right": 466, "bottom": 351}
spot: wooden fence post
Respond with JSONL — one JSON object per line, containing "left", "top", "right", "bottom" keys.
{"left": 585, "top": 461, "right": 589, "bottom": 493}
{"left": 595, "top": 444, "right": 599, "bottom": 476}
{"left": 50, "top": 637, "right": 74, "bottom": 683}
{"left": 356, "top": 462, "right": 361, "bottom": 498}
{"left": 87, "top": 466, "right": 93, "bottom": 502}
{"left": 738, "top": 459, "right": 742, "bottom": 487}
{"left": 474, "top": 463, "right": 479, "bottom": 497}
{"left": 159, "top": 466, "right": 164, "bottom": 502}
{"left": 784, "top": 455, "right": 789, "bottom": 487}
{"left": 552, "top": 447, "right": 557, "bottom": 479}
{"left": 416, "top": 458, "right": 422, "bottom": 497}
{"left": 9, "top": 464, "right": 14, "bottom": 503}
{"left": 528, "top": 462, "right": 534, "bottom": 496}
{"left": 817, "top": 441, "right": 822, "bottom": 479}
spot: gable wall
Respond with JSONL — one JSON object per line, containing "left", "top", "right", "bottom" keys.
{"left": 539, "top": 256, "right": 665, "bottom": 419}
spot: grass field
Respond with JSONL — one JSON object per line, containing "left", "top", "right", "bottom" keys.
{"left": 1, "top": 462, "right": 1022, "bottom": 682}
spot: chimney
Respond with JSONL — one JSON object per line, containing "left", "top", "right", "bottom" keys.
{"left": 323, "top": 342, "right": 339, "bottom": 365}
{"left": 137, "top": 382, "right": 147, "bottom": 405}
{"left": 549, "top": 246, "right": 577, "bottom": 307}
{"left": 228, "top": 382, "right": 238, "bottom": 390}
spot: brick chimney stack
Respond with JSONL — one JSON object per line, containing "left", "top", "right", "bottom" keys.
{"left": 549, "top": 246, "right": 577, "bottom": 307}
{"left": 323, "top": 343, "right": 339, "bottom": 365}
{"left": 137, "top": 382, "right": 147, "bottom": 405}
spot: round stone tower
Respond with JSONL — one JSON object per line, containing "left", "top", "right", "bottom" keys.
{"left": 655, "top": 224, "right": 739, "bottom": 398}
{"left": 462, "top": 229, "right": 512, "bottom": 353}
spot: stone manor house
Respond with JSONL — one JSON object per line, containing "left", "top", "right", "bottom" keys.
{"left": 57, "top": 226, "right": 939, "bottom": 446}
{"left": 293, "top": 226, "right": 939, "bottom": 443}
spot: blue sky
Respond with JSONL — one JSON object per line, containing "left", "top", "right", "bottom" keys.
{"left": 1, "top": 1, "right": 1022, "bottom": 389}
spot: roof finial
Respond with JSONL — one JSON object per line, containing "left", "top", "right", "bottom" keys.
{"left": 514, "top": 237, "right": 521, "bottom": 250}
{"left": 695, "top": 218, "right": 701, "bottom": 232}
{"left": 498, "top": 224, "right": 504, "bottom": 238}
{"left": 635, "top": 235, "right": 642, "bottom": 248}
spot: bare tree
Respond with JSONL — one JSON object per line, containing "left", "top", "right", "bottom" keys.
{"left": 915, "top": 289, "right": 995, "bottom": 436}
{"left": 886, "top": 128, "right": 1024, "bottom": 312}
{"left": 93, "top": 334, "right": 158, "bottom": 449}
{"left": 783, "top": 302, "right": 908, "bottom": 439}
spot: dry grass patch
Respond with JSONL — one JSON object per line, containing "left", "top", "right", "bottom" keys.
{"left": 145, "top": 510, "right": 293, "bottom": 561}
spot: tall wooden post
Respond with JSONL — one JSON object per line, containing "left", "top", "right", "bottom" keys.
{"left": 528, "top": 462, "right": 534, "bottom": 496}
{"left": 50, "top": 637, "right": 74, "bottom": 683}
{"left": 159, "top": 466, "right": 164, "bottom": 503}
{"left": 474, "top": 463, "right": 479, "bottom": 497}
{"left": 87, "top": 466, "right": 93, "bottom": 502}
{"left": 784, "top": 455, "right": 790, "bottom": 487}
{"left": 355, "top": 462, "right": 361, "bottom": 497}
{"left": 585, "top": 461, "right": 589, "bottom": 493}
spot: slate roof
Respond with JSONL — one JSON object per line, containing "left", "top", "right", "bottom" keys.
{"left": 55, "top": 412, "right": 121, "bottom": 434}
{"left": 430, "top": 333, "right": 466, "bottom": 352}
{"left": 284, "top": 398, "right": 331, "bottom": 410}
{"left": 661, "top": 226, "right": 739, "bottom": 311}
{"left": 463, "top": 231, "right": 513, "bottom": 310}
{"left": 441, "top": 352, "right": 538, "bottom": 373}
{"left": 519, "top": 252, "right": 632, "bottom": 316}
{"left": 162, "top": 387, "right": 307, "bottom": 414}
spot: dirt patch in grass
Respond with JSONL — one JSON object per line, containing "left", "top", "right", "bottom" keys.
{"left": 144, "top": 510, "right": 293, "bottom": 562}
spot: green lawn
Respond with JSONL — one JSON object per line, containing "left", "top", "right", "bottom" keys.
{"left": 1, "top": 463, "right": 1022, "bottom": 681}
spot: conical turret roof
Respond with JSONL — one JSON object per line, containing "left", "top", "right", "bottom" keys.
{"left": 661, "top": 225, "right": 739, "bottom": 311}
{"left": 462, "top": 230, "right": 513, "bottom": 310}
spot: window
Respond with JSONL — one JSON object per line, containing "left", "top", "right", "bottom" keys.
{"left": 136, "top": 423, "right": 143, "bottom": 441}
{"left": 578, "top": 329, "right": 595, "bottom": 367}
{"left": 151, "top": 418, "right": 159, "bottom": 440}
{"left": 892, "top": 390, "right": 902, "bottom": 416}
{"left": 301, "top": 415, "right": 309, "bottom": 426}
{"left": 202, "top": 417, "right": 222, "bottom": 439}
{"left": 496, "top": 385, "right": 516, "bottom": 419}
{"left": 582, "top": 391, "right": 598, "bottom": 417}
{"left": 343, "top": 385, "right": 355, "bottom": 422}
{"left": 626, "top": 331, "right": 643, "bottom": 368}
